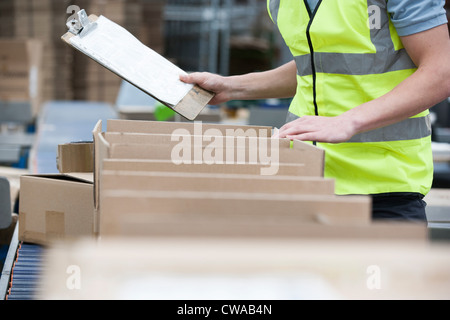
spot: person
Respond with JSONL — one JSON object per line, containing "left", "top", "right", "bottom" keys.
{"left": 180, "top": 0, "right": 450, "bottom": 222}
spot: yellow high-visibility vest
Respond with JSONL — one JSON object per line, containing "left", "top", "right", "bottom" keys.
{"left": 268, "top": 0, "right": 433, "bottom": 196}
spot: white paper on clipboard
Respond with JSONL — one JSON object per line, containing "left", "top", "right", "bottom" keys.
{"left": 68, "top": 15, "right": 194, "bottom": 108}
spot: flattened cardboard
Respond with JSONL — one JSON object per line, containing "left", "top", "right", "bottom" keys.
{"left": 103, "top": 131, "right": 285, "bottom": 147}
{"left": 97, "top": 121, "right": 324, "bottom": 177}
{"left": 102, "top": 131, "right": 323, "bottom": 172}
{"left": 108, "top": 143, "right": 322, "bottom": 171}
{"left": 90, "top": 119, "right": 376, "bottom": 241}
{"left": 99, "top": 191, "right": 371, "bottom": 237}
{"left": 92, "top": 120, "right": 325, "bottom": 213}
{"left": 99, "top": 212, "right": 425, "bottom": 240}
{"left": 101, "top": 170, "right": 335, "bottom": 195}
{"left": 106, "top": 119, "right": 273, "bottom": 136}
{"left": 102, "top": 159, "right": 308, "bottom": 176}
{"left": 19, "top": 173, "right": 95, "bottom": 245}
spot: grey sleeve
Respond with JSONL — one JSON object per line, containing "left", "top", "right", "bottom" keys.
{"left": 387, "top": 0, "right": 448, "bottom": 36}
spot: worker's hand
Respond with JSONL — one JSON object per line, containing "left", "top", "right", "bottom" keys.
{"left": 276, "top": 115, "right": 357, "bottom": 144}
{"left": 180, "top": 72, "right": 232, "bottom": 105}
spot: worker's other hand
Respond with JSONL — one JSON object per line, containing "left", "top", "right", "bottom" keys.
{"left": 180, "top": 72, "right": 231, "bottom": 105}
{"left": 276, "top": 115, "right": 357, "bottom": 144}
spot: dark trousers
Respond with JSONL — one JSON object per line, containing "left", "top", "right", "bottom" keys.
{"left": 371, "top": 193, "right": 428, "bottom": 223}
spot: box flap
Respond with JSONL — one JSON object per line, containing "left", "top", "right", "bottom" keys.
{"left": 106, "top": 119, "right": 273, "bottom": 136}
{"left": 23, "top": 173, "right": 94, "bottom": 185}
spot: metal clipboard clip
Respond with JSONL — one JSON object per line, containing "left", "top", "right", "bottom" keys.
{"left": 66, "top": 9, "right": 97, "bottom": 37}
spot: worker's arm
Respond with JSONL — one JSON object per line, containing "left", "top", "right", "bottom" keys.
{"left": 277, "top": 24, "right": 450, "bottom": 143}
{"left": 180, "top": 60, "right": 297, "bottom": 106}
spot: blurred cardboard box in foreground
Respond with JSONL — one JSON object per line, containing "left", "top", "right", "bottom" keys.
{"left": 39, "top": 237, "right": 450, "bottom": 300}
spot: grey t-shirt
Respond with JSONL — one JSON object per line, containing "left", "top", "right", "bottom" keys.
{"left": 306, "top": 0, "right": 320, "bottom": 11}
{"left": 306, "top": 0, "right": 447, "bottom": 36}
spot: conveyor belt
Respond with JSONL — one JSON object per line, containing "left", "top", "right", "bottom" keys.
{"left": 1, "top": 226, "right": 44, "bottom": 300}
{"left": 5, "top": 242, "right": 44, "bottom": 300}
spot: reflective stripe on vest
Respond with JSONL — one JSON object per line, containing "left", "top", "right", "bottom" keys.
{"left": 286, "top": 112, "right": 432, "bottom": 143}
{"left": 294, "top": 50, "right": 416, "bottom": 76}
{"left": 270, "top": 0, "right": 417, "bottom": 77}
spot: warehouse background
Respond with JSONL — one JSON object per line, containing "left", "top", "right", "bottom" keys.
{"left": 0, "top": 0, "right": 281, "bottom": 104}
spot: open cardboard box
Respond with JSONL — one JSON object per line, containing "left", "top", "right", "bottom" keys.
{"left": 106, "top": 119, "right": 273, "bottom": 135}
{"left": 92, "top": 120, "right": 431, "bottom": 241}
{"left": 92, "top": 120, "right": 332, "bottom": 235}
{"left": 101, "top": 170, "right": 336, "bottom": 195}
{"left": 98, "top": 190, "right": 372, "bottom": 237}
{"left": 19, "top": 173, "right": 95, "bottom": 245}
{"left": 100, "top": 130, "right": 325, "bottom": 175}
{"left": 47, "top": 119, "right": 328, "bottom": 242}
{"left": 41, "top": 119, "right": 426, "bottom": 243}
{"left": 92, "top": 119, "right": 326, "bottom": 191}
{"left": 102, "top": 159, "right": 310, "bottom": 176}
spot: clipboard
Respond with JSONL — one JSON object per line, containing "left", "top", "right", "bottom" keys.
{"left": 62, "top": 9, "right": 215, "bottom": 121}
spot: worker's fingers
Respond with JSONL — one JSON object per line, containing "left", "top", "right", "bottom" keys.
{"left": 180, "top": 72, "right": 232, "bottom": 106}
{"left": 271, "top": 128, "right": 280, "bottom": 139}
{"left": 179, "top": 72, "right": 206, "bottom": 85}
{"left": 179, "top": 74, "right": 191, "bottom": 83}
{"left": 286, "top": 133, "right": 317, "bottom": 142}
{"left": 278, "top": 115, "right": 356, "bottom": 143}
{"left": 279, "top": 117, "right": 302, "bottom": 132}
{"left": 286, "top": 128, "right": 353, "bottom": 144}
{"left": 280, "top": 116, "right": 311, "bottom": 136}
{"left": 278, "top": 122, "right": 315, "bottom": 138}
{"left": 180, "top": 72, "right": 224, "bottom": 93}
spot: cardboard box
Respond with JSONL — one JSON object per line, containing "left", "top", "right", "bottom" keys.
{"left": 57, "top": 142, "right": 94, "bottom": 174}
{"left": 92, "top": 120, "right": 327, "bottom": 234}
{"left": 102, "top": 159, "right": 309, "bottom": 176}
{"left": 106, "top": 143, "right": 321, "bottom": 168}
{"left": 39, "top": 237, "right": 450, "bottom": 300}
{"left": 98, "top": 190, "right": 371, "bottom": 237}
{"left": 90, "top": 119, "right": 389, "bottom": 241}
{"left": 101, "top": 131, "right": 322, "bottom": 171}
{"left": 106, "top": 119, "right": 273, "bottom": 136}
{"left": 96, "top": 199, "right": 425, "bottom": 239}
{"left": 93, "top": 119, "right": 325, "bottom": 197}
{"left": 0, "top": 39, "right": 43, "bottom": 118}
{"left": 101, "top": 170, "right": 335, "bottom": 195}
{"left": 97, "top": 171, "right": 340, "bottom": 236}
{"left": 19, "top": 173, "right": 95, "bottom": 245}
